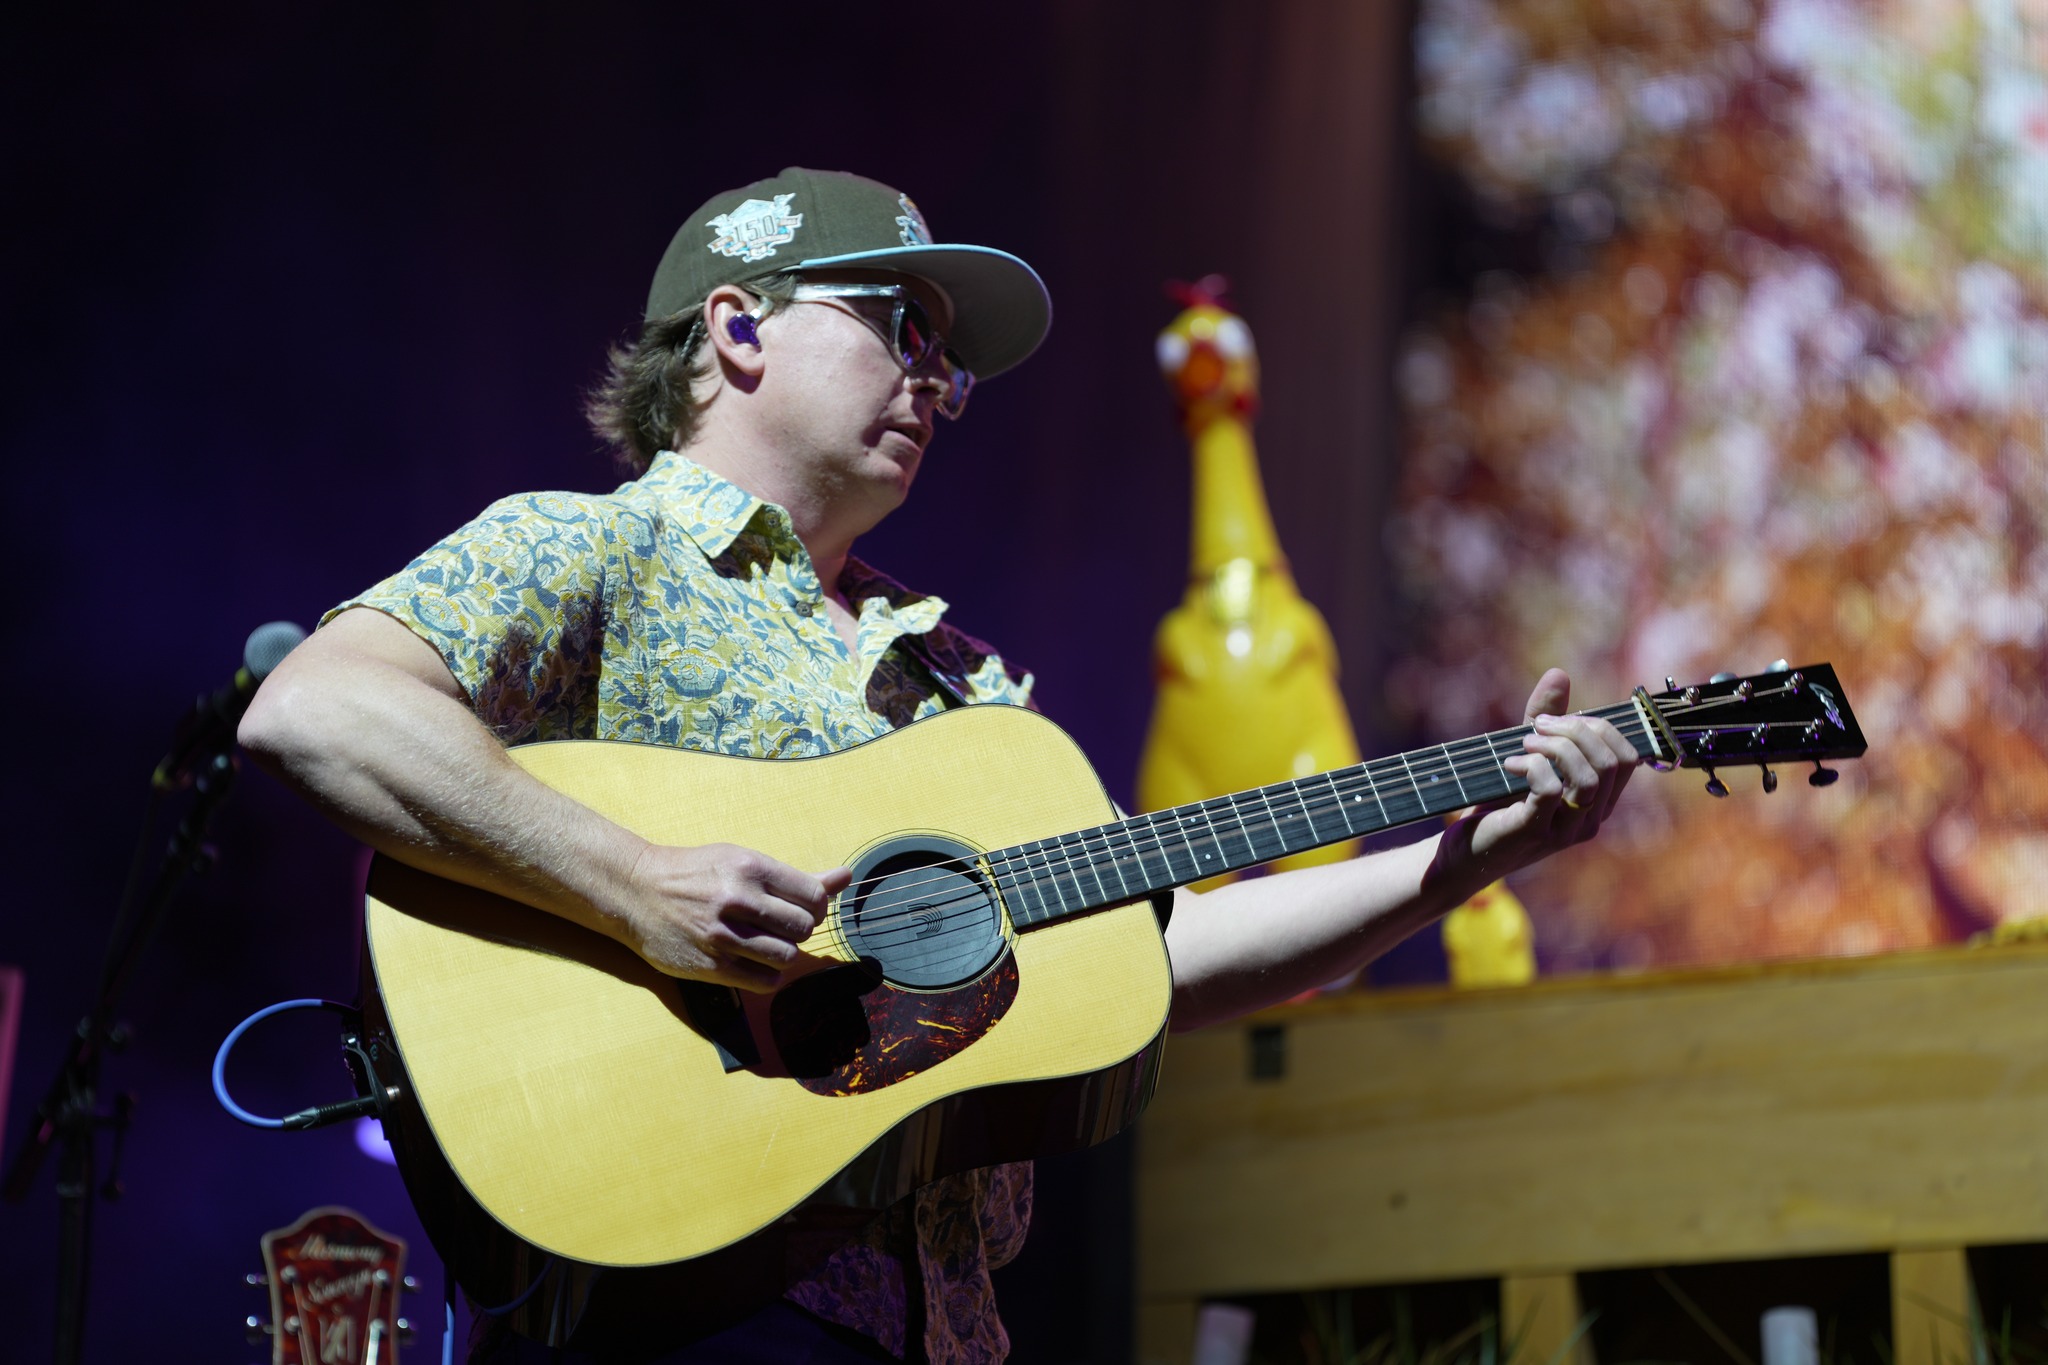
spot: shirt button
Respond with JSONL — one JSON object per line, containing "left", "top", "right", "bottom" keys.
{"left": 793, "top": 600, "right": 815, "bottom": 617}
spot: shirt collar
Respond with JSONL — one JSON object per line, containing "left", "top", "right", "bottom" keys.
{"left": 637, "top": 450, "right": 773, "bottom": 560}
{"left": 638, "top": 450, "right": 951, "bottom": 631}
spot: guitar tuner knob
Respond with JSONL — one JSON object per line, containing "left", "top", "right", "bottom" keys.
{"left": 402, "top": 1275, "right": 421, "bottom": 1293}
{"left": 1809, "top": 762, "right": 1839, "bottom": 787}
{"left": 244, "top": 1272, "right": 267, "bottom": 1288}
{"left": 1704, "top": 770, "right": 1729, "bottom": 798}
{"left": 397, "top": 1317, "right": 417, "bottom": 1342}
{"left": 1762, "top": 767, "right": 1779, "bottom": 793}
{"left": 1710, "top": 672, "right": 1739, "bottom": 684}
{"left": 1767, "top": 659, "right": 1791, "bottom": 672}
{"left": 245, "top": 1315, "right": 273, "bottom": 1344}
{"left": 1666, "top": 676, "right": 1678, "bottom": 692}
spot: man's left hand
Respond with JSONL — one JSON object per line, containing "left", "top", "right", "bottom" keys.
{"left": 1447, "top": 667, "right": 1639, "bottom": 884}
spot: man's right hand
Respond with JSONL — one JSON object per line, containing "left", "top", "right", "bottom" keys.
{"left": 621, "top": 843, "right": 854, "bottom": 991}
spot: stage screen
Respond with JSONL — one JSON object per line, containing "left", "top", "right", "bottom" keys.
{"left": 1389, "top": 0, "right": 2048, "bottom": 970}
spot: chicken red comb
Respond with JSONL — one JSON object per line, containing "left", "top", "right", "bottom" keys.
{"left": 1164, "top": 274, "right": 1233, "bottom": 310}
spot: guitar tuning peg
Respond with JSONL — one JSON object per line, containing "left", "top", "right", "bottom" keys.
{"left": 245, "top": 1315, "right": 274, "bottom": 1344}
{"left": 1761, "top": 767, "right": 1779, "bottom": 793}
{"left": 1704, "top": 769, "right": 1729, "bottom": 798}
{"left": 1809, "top": 762, "right": 1839, "bottom": 787}
{"left": 244, "top": 1272, "right": 267, "bottom": 1288}
{"left": 1767, "top": 659, "right": 1791, "bottom": 672}
{"left": 1710, "top": 672, "right": 1739, "bottom": 684}
{"left": 397, "top": 1317, "right": 417, "bottom": 1342}
{"left": 402, "top": 1274, "right": 421, "bottom": 1293}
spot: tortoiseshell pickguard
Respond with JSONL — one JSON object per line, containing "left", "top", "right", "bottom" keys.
{"left": 772, "top": 951, "right": 1019, "bottom": 1097}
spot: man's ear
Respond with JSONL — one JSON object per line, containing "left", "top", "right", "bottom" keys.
{"left": 705, "top": 285, "right": 769, "bottom": 380}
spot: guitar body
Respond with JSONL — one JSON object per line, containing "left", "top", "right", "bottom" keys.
{"left": 360, "top": 703, "right": 1172, "bottom": 1347}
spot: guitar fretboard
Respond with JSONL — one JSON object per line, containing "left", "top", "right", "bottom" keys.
{"left": 987, "top": 701, "right": 1654, "bottom": 929}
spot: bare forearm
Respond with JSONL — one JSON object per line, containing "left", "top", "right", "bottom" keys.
{"left": 239, "top": 648, "right": 648, "bottom": 942}
{"left": 1163, "top": 669, "right": 1642, "bottom": 1031}
{"left": 1163, "top": 833, "right": 1485, "bottom": 1031}
{"left": 239, "top": 608, "right": 843, "bottom": 989}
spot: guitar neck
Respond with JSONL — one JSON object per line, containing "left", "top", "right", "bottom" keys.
{"left": 989, "top": 699, "right": 1656, "bottom": 930}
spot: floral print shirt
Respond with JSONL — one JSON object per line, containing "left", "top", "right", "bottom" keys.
{"left": 336, "top": 450, "right": 1035, "bottom": 1362}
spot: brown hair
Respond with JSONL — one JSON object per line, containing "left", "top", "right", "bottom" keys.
{"left": 584, "top": 271, "right": 803, "bottom": 473}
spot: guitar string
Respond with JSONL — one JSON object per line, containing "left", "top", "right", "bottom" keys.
{"left": 842, "top": 704, "right": 1835, "bottom": 952}
{"left": 844, "top": 707, "right": 1665, "bottom": 948}
{"left": 819, "top": 678, "right": 1824, "bottom": 914}
{"left": 825, "top": 699, "right": 1645, "bottom": 912}
{"left": 839, "top": 704, "right": 1778, "bottom": 947}
{"left": 818, "top": 682, "right": 1830, "bottom": 943}
{"left": 836, "top": 707, "right": 1641, "bottom": 936}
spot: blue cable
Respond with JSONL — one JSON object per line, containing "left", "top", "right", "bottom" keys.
{"left": 212, "top": 998, "right": 353, "bottom": 1128}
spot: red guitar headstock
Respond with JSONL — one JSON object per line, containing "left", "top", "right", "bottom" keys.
{"left": 247, "top": 1206, "right": 411, "bottom": 1364}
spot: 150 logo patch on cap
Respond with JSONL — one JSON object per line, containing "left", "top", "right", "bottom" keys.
{"left": 706, "top": 194, "right": 803, "bottom": 261}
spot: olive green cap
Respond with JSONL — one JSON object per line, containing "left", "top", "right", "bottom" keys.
{"left": 644, "top": 167, "right": 1051, "bottom": 379}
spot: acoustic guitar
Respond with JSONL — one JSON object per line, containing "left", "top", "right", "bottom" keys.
{"left": 356, "top": 663, "right": 1864, "bottom": 1347}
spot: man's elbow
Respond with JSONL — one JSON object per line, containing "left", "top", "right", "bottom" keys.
{"left": 236, "top": 665, "right": 327, "bottom": 778}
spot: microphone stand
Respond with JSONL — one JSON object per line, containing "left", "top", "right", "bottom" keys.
{"left": 2, "top": 745, "right": 240, "bottom": 1365}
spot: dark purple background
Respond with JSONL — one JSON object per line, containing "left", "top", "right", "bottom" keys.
{"left": 1, "top": 5, "right": 1421, "bottom": 1360}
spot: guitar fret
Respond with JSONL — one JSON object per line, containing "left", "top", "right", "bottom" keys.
{"left": 1009, "top": 842, "right": 1047, "bottom": 925}
{"left": 1136, "top": 811, "right": 1181, "bottom": 891}
{"left": 1070, "top": 830, "right": 1110, "bottom": 907}
{"left": 1251, "top": 783, "right": 1290, "bottom": 857}
{"left": 1221, "top": 791, "right": 1267, "bottom": 864}
{"left": 1293, "top": 775, "right": 1341, "bottom": 846}
{"left": 1323, "top": 770, "right": 1359, "bottom": 836}
{"left": 1442, "top": 743, "right": 1470, "bottom": 805}
{"left": 1357, "top": 761, "right": 1390, "bottom": 826}
{"left": 1035, "top": 839, "right": 1074, "bottom": 919}
{"left": 1182, "top": 807, "right": 1226, "bottom": 878}
{"left": 1102, "top": 823, "right": 1136, "bottom": 901}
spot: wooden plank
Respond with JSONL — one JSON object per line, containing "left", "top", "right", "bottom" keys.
{"left": 1138, "top": 945, "right": 2048, "bottom": 1298}
{"left": 1136, "top": 1295, "right": 1198, "bottom": 1365}
{"left": 1891, "top": 1248, "right": 1972, "bottom": 1365}
{"left": 1502, "top": 1273, "right": 1590, "bottom": 1365}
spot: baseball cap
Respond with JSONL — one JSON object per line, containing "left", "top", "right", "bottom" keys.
{"left": 644, "top": 167, "right": 1052, "bottom": 379}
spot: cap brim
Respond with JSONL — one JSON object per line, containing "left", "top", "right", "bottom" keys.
{"left": 794, "top": 243, "right": 1051, "bottom": 380}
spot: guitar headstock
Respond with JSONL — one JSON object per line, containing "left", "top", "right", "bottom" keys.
{"left": 1636, "top": 662, "right": 1867, "bottom": 795}
{"left": 246, "top": 1206, "right": 411, "bottom": 1364}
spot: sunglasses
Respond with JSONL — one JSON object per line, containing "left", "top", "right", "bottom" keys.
{"left": 753, "top": 282, "right": 975, "bottom": 419}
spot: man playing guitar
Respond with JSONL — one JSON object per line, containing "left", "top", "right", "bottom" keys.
{"left": 239, "top": 167, "right": 1637, "bottom": 1363}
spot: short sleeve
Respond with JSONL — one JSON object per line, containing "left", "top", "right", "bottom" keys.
{"left": 326, "top": 491, "right": 613, "bottom": 743}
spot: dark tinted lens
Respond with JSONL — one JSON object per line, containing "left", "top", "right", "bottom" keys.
{"left": 896, "top": 298, "right": 936, "bottom": 369}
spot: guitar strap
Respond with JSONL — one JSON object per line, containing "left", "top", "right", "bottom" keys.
{"left": 896, "top": 632, "right": 971, "bottom": 710}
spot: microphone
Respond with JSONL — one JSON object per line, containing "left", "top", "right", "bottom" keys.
{"left": 152, "top": 621, "right": 306, "bottom": 791}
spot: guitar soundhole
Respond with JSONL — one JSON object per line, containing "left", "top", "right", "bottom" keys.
{"left": 769, "top": 834, "right": 1018, "bottom": 1097}
{"left": 840, "top": 836, "right": 1006, "bottom": 990}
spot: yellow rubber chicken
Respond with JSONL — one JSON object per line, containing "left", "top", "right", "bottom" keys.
{"left": 1137, "top": 280, "right": 1538, "bottom": 988}
{"left": 1136, "top": 279, "right": 1362, "bottom": 891}
{"left": 1440, "top": 879, "right": 1537, "bottom": 987}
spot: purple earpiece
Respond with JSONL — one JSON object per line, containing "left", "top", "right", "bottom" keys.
{"left": 726, "top": 314, "right": 760, "bottom": 346}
